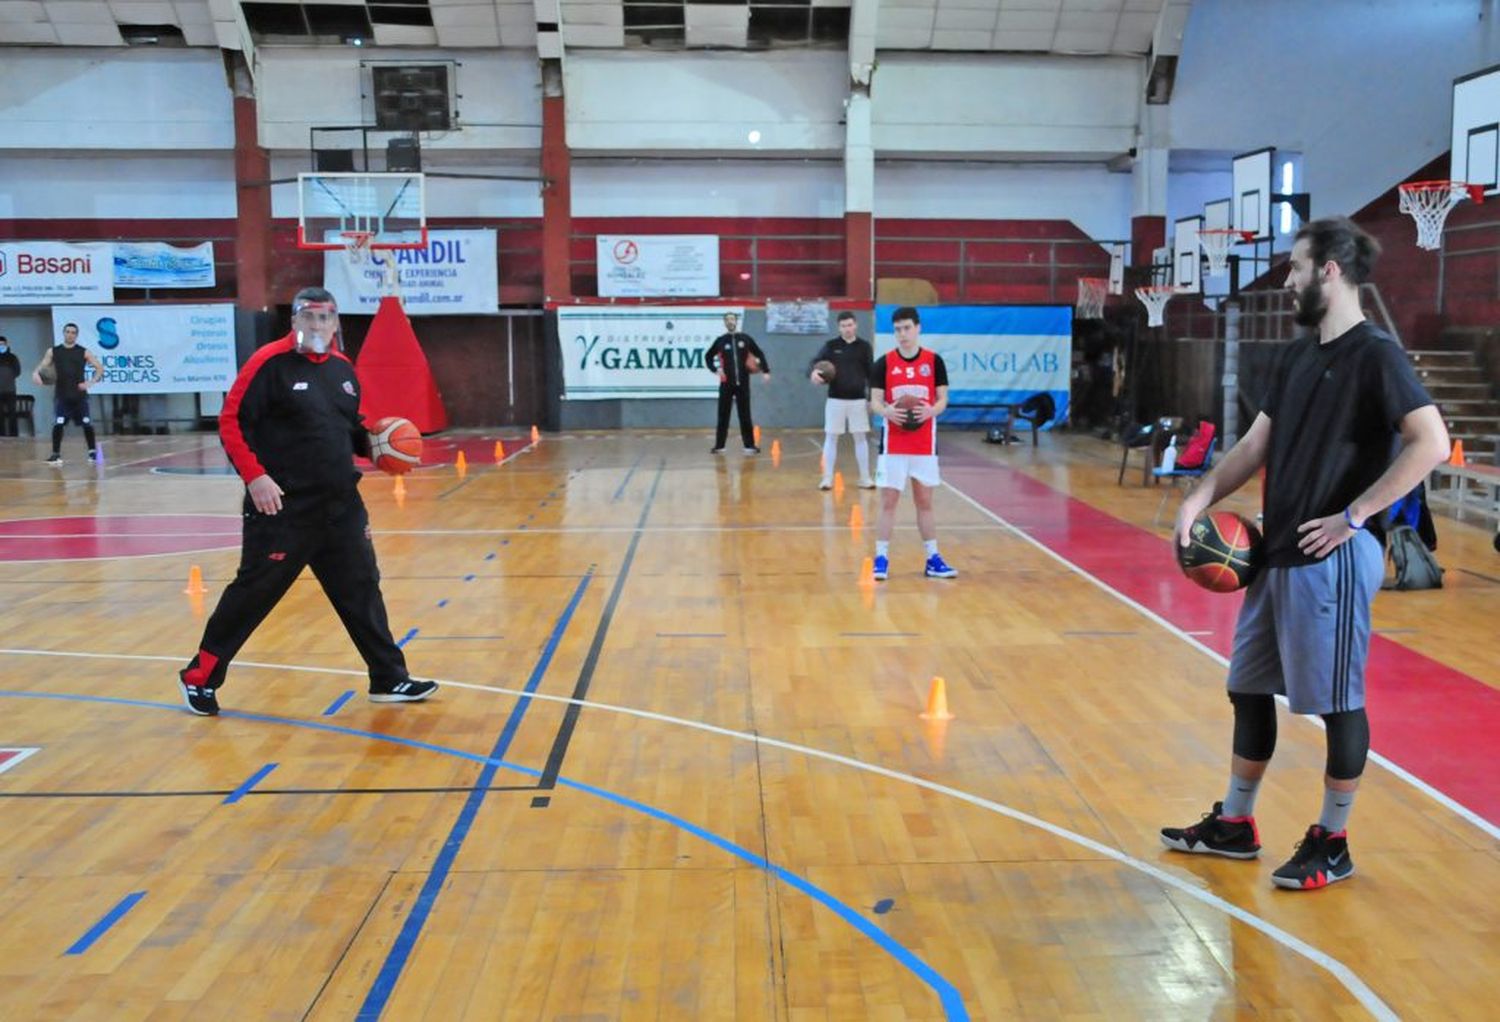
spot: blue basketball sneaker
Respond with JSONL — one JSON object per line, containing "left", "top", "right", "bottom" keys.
{"left": 924, "top": 553, "right": 957, "bottom": 578}
{"left": 871, "top": 554, "right": 889, "bottom": 581}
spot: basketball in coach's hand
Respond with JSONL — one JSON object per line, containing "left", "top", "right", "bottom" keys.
{"left": 368, "top": 416, "right": 422, "bottom": 475}
{"left": 38, "top": 365, "right": 56, "bottom": 386}
{"left": 813, "top": 360, "right": 836, "bottom": 384}
{"left": 894, "top": 394, "right": 925, "bottom": 431}
{"left": 745, "top": 353, "right": 761, "bottom": 374}
{"left": 1177, "top": 511, "right": 1262, "bottom": 593}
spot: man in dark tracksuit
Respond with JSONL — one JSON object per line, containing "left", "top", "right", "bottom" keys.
{"left": 704, "top": 311, "right": 770, "bottom": 454}
{"left": 177, "top": 287, "right": 437, "bottom": 716}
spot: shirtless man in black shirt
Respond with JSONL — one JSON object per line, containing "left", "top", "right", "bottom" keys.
{"left": 34, "top": 322, "right": 104, "bottom": 465}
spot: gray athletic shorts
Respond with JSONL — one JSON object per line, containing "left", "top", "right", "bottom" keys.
{"left": 1225, "top": 529, "right": 1385, "bottom": 715}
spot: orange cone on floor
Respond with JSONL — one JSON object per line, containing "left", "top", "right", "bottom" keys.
{"left": 531, "top": 425, "right": 541, "bottom": 444}
{"left": 754, "top": 425, "right": 762, "bottom": 446}
{"left": 858, "top": 556, "right": 875, "bottom": 587}
{"left": 393, "top": 475, "right": 406, "bottom": 504}
{"left": 494, "top": 439, "right": 506, "bottom": 462}
{"left": 456, "top": 451, "right": 468, "bottom": 478}
{"left": 849, "top": 504, "right": 863, "bottom": 530}
{"left": 919, "top": 676, "right": 954, "bottom": 721}
{"left": 183, "top": 564, "right": 205, "bottom": 596}
{"left": 771, "top": 439, "right": 782, "bottom": 466}
{"left": 1449, "top": 439, "right": 1466, "bottom": 466}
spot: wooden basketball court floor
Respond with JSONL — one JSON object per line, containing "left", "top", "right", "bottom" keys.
{"left": 0, "top": 428, "right": 1496, "bottom": 1021}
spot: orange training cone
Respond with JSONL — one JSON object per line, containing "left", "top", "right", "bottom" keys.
{"left": 393, "top": 475, "right": 406, "bottom": 502}
{"left": 771, "top": 439, "right": 781, "bottom": 466}
{"left": 1449, "top": 439, "right": 1465, "bottom": 466}
{"left": 754, "top": 425, "right": 762, "bottom": 446}
{"left": 494, "top": 439, "right": 506, "bottom": 462}
{"left": 849, "top": 504, "right": 863, "bottom": 530}
{"left": 455, "top": 451, "right": 468, "bottom": 478}
{"left": 919, "top": 676, "right": 954, "bottom": 720}
{"left": 531, "top": 425, "right": 540, "bottom": 444}
{"left": 183, "top": 564, "right": 205, "bottom": 596}
{"left": 858, "top": 556, "right": 875, "bottom": 587}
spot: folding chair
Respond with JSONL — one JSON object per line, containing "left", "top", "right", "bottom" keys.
{"left": 1152, "top": 438, "right": 1218, "bottom": 526}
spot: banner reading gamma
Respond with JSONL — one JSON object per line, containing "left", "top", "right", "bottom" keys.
{"left": 559, "top": 306, "right": 745, "bottom": 400}
{"left": 323, "top": 229, "right": 498, "bottom": 316}
{"left": 874, "top": 305, "right": 1072, "bottom": 427}
{"left": 50, "top": 304, "right": 236, "bottom": 394}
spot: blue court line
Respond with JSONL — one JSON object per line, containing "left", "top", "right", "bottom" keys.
{"left": 0, "top": 689, "right": 967, "bottom": 1020}
{"left": 484, "top": 552, "right": 496, "bottom": 561}
{"left": 64, "top": 890, "right": 147, "bottom": 955}
{"left": 611, "top": 452, "right": 645, "bottom": 503}
{"left": 322, "top": 691, "right": 356, "bottom": 716}
{"left": 360, "top": 567, "right": 596, "bottom": 1020}
{"left": 224, "top": 763, "right": 278, "bottom": 804}
{"left": 463, "top": 574, "right": 476, "bottom": 582}
{"left": 396, "top": 628, "right": 418, "bottom": 648}
{"left": 436, "top": 599, "right": 448, "bottom": 609}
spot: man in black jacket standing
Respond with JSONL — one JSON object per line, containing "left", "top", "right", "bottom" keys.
{"left": 808, "top": 311, "right": 875, "bottom": 489}
{"left": 0, "top": 335, "right": 20, "bottom": 437}
{"left": 176, "top": 287, "right": 437, "bottom": 716}
{"left": 704, "top": 311, "right": 770, "bottom": 454}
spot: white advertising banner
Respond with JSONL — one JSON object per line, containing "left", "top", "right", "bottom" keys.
{"left": 0, "top": 242, "right": 113, "bottom": 305}
{"left": 596, "top": 235, "right": 719, "bottom": 297}
{"left": 49, "top": 304, "right": 237, "bottom": 394}
{"left": 560, "top": 305, "right": 744, "bottom": 400}
{"left": 114, "top": 241, "right": 217, "bottom": 288}
{"left": 323, "top": 229, "right": 498, "bottom": 316}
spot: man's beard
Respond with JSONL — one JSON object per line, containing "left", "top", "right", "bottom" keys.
{"left": 1292, "top": 278, "right": 1326, "bottom": 327}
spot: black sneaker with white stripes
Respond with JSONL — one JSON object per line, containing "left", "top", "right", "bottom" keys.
{"left": 368, "top": 678, "right": 439, "bottom": 703}
{"left": 177, "top": 669, "right": 220, "bottom": 716}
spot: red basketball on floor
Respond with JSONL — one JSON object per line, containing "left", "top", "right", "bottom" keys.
{"left": 369, "top": 416, "right": 422, "bottom": 474}
{"left": 1177, "top": 511, "right": 1262, "bottom": 593}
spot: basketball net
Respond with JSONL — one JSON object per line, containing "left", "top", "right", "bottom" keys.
{"left": 342, "top": 231, "right": 402, "bottom": 299}
{"left": 1135, "top": 285, "right": 1177, "bottom": 328}
{"left": 1398, "top": 181, "right": 1484, "bottom": 251}
{"left": 1197, "top": 229, "right": 1253, "bottom": 277}
{"left": 1076, "top": 277, "right": 1108, "bottom": 320}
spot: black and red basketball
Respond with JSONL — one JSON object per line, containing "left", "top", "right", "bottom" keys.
{"left": 1177, "top": 511, "right": 1262, "bottom": 593}
{"left": 893, "top": 393, "right": 925, "bottom": 431}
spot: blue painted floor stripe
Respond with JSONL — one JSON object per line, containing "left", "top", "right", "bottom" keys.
{"left": 321, "top": 691, "right": 355, "bottom": 716}
{"left": 223, "top": 763, "right": 277, "bottom": 805}
{"left": 0, "top": 689, "right": 968, "bottom": 1020}
{"left": 64, "top": 890, "right": 147, "bottom": 956}
{"left": 396, "top": 628, "right": 418, "bottom": 647}
{"left": 359, "top": 568, "right": 596, "bottom": 1021}
{"left": 436, "top": 599, "right": 448, "bottom": 608}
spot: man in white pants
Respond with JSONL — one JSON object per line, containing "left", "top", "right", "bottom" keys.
{"left": 808, "top": 311, "right": 876, "bottom": 490}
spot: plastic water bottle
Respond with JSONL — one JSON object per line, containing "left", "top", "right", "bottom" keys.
{"left": 1161, "top": 436, "right": 1178, "bottom": 472}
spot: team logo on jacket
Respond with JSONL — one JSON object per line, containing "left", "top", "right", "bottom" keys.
{"left": 919, "top": 364, "right": 931, "bottom": 377}
{"left": 343, "top": 381, "right": 356, "bottom": 396}
{"left": 292, "top": 381, "right": 309, "bottom": 391}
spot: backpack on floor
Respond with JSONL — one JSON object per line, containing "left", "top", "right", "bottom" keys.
{"left": 1384, "top": 524, "right": 1443, "bottom": 591}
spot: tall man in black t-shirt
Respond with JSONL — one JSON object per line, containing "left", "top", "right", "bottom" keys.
{"left": 33, "top": 323, "right": 104, "bottom": 465}
{"left": 704, "top": 312, "right": 770, "bottom": 454}
{"left": 808, "top": 311, "right": 876, "bottom": 489}
{"left": 1159, "top": 218, "right": 1449, "bottom": 890}
{"left": 176, "top": 287, "right": 437, "bottom": 716}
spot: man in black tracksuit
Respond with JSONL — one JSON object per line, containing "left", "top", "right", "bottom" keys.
{"left": 177, "top": 287, "right": 437, "bottom": 716}
{"left": 704, "top": 311, "right": 770, "bottom": 454}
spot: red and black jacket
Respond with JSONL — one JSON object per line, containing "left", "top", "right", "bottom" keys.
{"left": 220, "top": 333, "right": 371, "bottom": 497}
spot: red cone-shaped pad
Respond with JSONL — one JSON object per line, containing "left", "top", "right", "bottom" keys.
{"left": 356, "top": 295, "right": 448, "bottom": 433}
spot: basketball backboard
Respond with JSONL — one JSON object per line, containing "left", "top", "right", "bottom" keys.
{"left": 1452, "top": 64, "right": 1500, "bottom": 196}
{"left": 1204, "top": 198, "right": 1231, "bottom": 232}
{"left": 1231, "top": 148, "right": 1274, "bottom": 243}
{"left": 1173, "top": 216, "right": 1202, "bottom": 294}
{"left": 297, "top": 172, "right": 427, "bottom": 251}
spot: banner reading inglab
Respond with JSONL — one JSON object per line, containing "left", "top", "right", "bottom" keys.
{"left": 50, "top": 304, "right": 237, "bottom": 394}
{"left": 0, "top": 242, "right": 113, "bottom": 305}
{"left": 323, "top": 229, "right": 498, "bottom": 315}
{"left": 875, "top": 305, "right": 1072, "bottom": 427}
{"left": 560, "top": 306, "right": 744, "bottom": 400}
{"left": 597, "top": 235, "right": 719, "bottom": 297}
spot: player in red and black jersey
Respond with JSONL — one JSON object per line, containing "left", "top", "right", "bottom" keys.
{"left": 868, "top": 306, "right": 957, "bottom": 580}
{"left": 176, "top": 287, "right": 437, "bottom": 716}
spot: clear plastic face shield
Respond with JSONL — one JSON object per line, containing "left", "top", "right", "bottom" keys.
{"left": 292, "top": 300, "right": 341, "bottom": 355}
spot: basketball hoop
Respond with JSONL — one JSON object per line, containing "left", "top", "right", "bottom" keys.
{"left": 341, "top": 231, "right": 375, "bottom": 264}
{"left": 1197, "top": 228, "right": 1254, "bottom": 277}
{"left": 1135, "top": 285, "right": 1178, "bottom": 328}
{"left": 1076, "top": 277, "right": 1108, "bottom": 320}
{"left": 1398, "top": 181, "right": 1485, "bottom": 250}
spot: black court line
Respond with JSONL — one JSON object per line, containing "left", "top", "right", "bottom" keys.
{"left": 1457, "top": 568, "right": 1500, "bottom": 586}
{"left": 611, "top": 451, "right": 646, "bottom": 503}
{"left": 537, "top": 458, "right": 666, "bottom": 792}
{"left": 0, "top": 784, "right": 541, "bottom": 800}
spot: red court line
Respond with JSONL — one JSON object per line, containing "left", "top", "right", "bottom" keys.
{"left": 946, "top": 452, "right": 1500, "bottom": 827}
